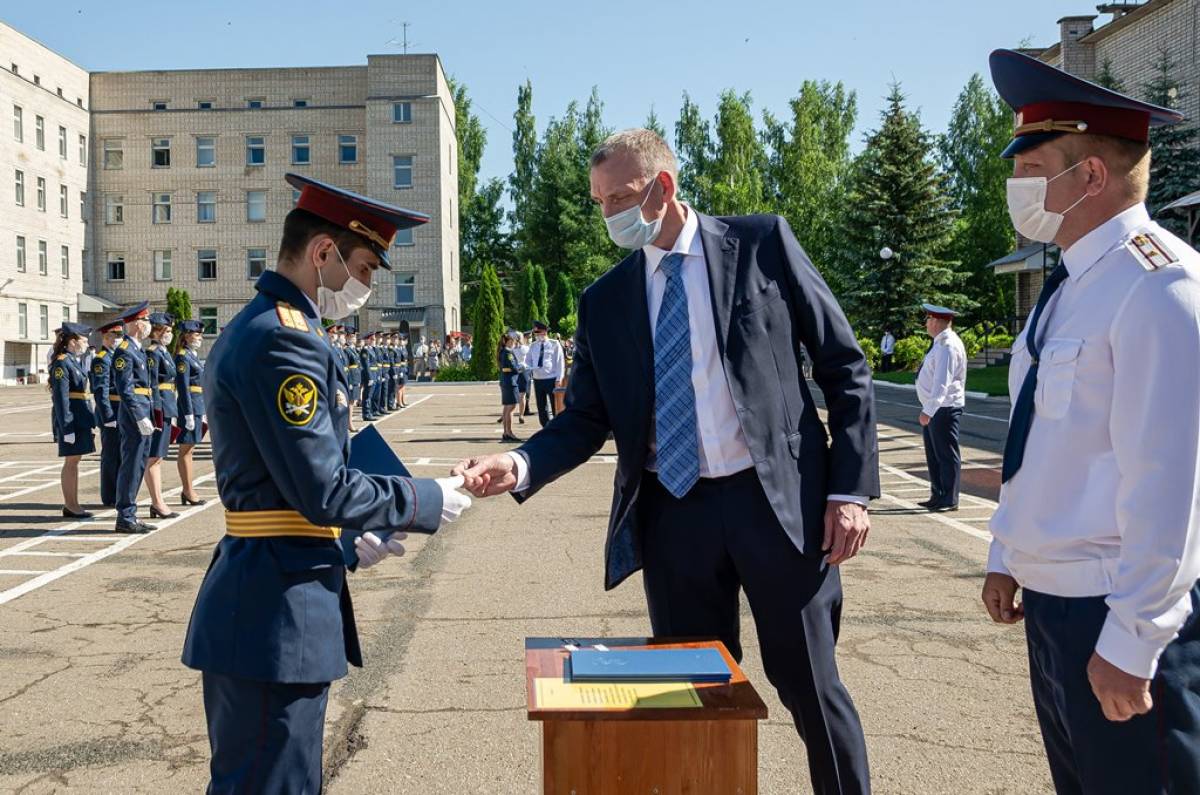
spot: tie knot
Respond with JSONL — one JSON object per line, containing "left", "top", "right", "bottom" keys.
{"left": 660, "top": 252, "right": 685, "bottom": 279}
{"left": 1048, "top": 263, "right": 1069, "bottom": 288}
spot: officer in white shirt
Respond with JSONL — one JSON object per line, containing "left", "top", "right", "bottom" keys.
{"left": 879, "top": 329, "right": 896, "bottom": 372}
{"left": 525, "top": 320, "right": 564, "bottom": 427}
{"left": 984, "top": 49, "right": 1200, "bottom": 793}
{"left": 915, "top": 304, "right": 966, "bottom": 512}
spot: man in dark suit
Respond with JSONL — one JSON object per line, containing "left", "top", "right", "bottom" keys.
{"left": 455, "top": 129, "right": 879, "bottom": 794}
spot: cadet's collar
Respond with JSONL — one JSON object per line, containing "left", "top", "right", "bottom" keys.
{"left": 1062, "top": 203, "right": 1150, "bottom": 282}
{"left": 255, "top": 270, "right": 319, "bottom": 319}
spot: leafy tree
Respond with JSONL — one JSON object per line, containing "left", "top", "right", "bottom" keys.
{"left": 515, "top": 263, "right": 538, "bottom": 328}
{"left": 166, "top": 287, "right": 193, "bottom": 324}
{"left": 471, "top": 264, "right": 504, "bottom": 380}
{"left": 1143, "top": 48, "right": 1200, "bottom": 236}
{"left": 461, "top": 177, "right": 514, "bottom": 322}
{"left": 675, "top": 92, "right": 713, "bottom": 210}
{"left": 510, "top": 80, "right": 538, "bottom": 246}
{"left": 532, "top": 264, "right": 549, "bottom": 324}
{"left": 548, "top": 271, "right": 576, "bottom": 333}
{"left": 705, "top": 90, "right": 769, "bottom": 216}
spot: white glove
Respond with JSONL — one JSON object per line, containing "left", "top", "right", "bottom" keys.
{"left": 136, "top": 417, "right": 154, "bottom": 437}
{"left": 201, "top": 414, "right": 207, "bottom": 425}
{"left": 104, "top": 421, "right": 117, "bottom": 429}
{"left": 354, "top": 531, "right": 408, "bottom": 569}
{"left": 63, "top": 433, "right": 75, "bottom": 444}
{"left": 436, "top": 475, "right": 473, "bottom": 524}
{"left": 185, "top": 415, "right": 196, "bottom": 431}
{"left": 170, "top": 416, "right": 177, "bottom": 427}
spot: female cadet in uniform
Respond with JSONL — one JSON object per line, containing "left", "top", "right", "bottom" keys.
{"left": 498, "top": 334, "right": 522, "bottom": 442}
{"left": 144, "top": 315, "right": 179, "bottom": 519}
{"left": 174, "top": 320, "right": 206, "bottom": 506}
{"left": 50, "top": 322, "right": 96, "bottom": 518}
{"left": 395, "top": 333, "right": 409, "bottom": 409}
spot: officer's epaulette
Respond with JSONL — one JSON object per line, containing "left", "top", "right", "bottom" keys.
{"left": 55, "top": 353, "right": 66, "bottom": 360}
{"left": 97, "top": 350, "right": 107, "bottom": 358}
{"left": 1128, "top": 231, "right": 1180, "bottom": 272}
{"left": 118, "top": 339, "right": 129, "bottom": 350}
{"left": 274, "top": 302, "right": 309, "bottom": 332}
{"left": 147, "top": 342, "right": 158, "bottom": 351}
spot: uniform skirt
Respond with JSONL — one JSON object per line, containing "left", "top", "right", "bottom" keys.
{"left": 57, "top": 429, "right": 96, "bottom": 458}
{"left": 149, "top": 423, "right": 172, "bottom": 458}
{"left": 518, "top": 371, "right": 530, "bottom": 393}
{"left": 500, "top": 374, "right": 519, "bottom": 406}
{"left": 176, "top": 418, "right": 205, "bottom": 446}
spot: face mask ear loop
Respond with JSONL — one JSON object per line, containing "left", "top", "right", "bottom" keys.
{"left": 1047, "top": 159, "right": 1084, "bottom": 184}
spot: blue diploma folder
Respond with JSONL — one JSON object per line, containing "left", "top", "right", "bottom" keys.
{"left": 568, "top": 648, "right": 732, "bottom": 684}
{"left": 340, "top": 424, "right": 411, "bottom": 568}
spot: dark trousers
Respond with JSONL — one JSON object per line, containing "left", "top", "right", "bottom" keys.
{"left": 639, "top": 469, "right": 870, "bottom": 795}
{"left": 532, "top": 377, "right": 557, "bottom": 427}
{"left": 922, "top": 406, "right": 961, "bottom": 507}
{"left": 202, "top": 671, "right": 330, "bottom": 795}
{"left": 361, "top": 379, "right": 373, "bottom": 419}
{"left": 115, "top": 414, "right": 151, "bottom": 524}
{"left": 1023, "top": 585, "right": 1200, "bottom": 794}
{"left": 99, "top": 423, "right": 122, "bottom": 506}
{"left": 880, "top": 353, "right": 893, "bottom": 372}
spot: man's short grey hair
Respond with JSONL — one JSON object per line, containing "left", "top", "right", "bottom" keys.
{"left": 590, "top": 128, "right": 678, "bottom": 179}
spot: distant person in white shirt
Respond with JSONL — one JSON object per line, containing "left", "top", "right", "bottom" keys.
{"left": 879, "top": 330, "right": 896, "bottom": 372}
{"left": 915, "top": 304, "right": 966, "bottom": 512}
{"left": 525, "top": 320, "right": 565, "bottom": 427}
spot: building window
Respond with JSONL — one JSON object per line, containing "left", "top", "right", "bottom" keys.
{"left": 450, "top": 197, "right": 453, "bottom": 228}
{"left": 198, "top": 249, "right": 217, "bottom": 280}
{"left": 12, "top": 105, "right": 21, "bottom": 141}
{"left": 58, "top": 126, "right": 67, "bottom": 159}
{"left": 338, "top": 134, "right": 358, "bottom": 164}
{"left": 393, "top": 155, "right": 414, "bottom": 189}
{"left": 62, "top": 306, "right": 69, "bottom": 324}
{"left": 246, "top": 190, "right": 267, "bottom": 222}
{"left": 59, "top": 184, "right": 68, "bottom": 217}
{"left": 36, "top": 177, "right": 45, "bottom": 212}
{"left": 392, "top": 102, "right": 412, "bottom": 123}
{"left": 200, "top": 307, "right": 218, "bottom": 335}
{"left": 152, "top": 100, "right": 168, "bottom": 111}
{"left": 78, "top": 134, "right": 87, "bottom": 166}
{"left": 152, "top": 137, "right": 171, "bottom": 168}
{"left": 293, "top": 99, "right": 308, "bottom": 108}
{"left": 196, "top": 136, "right": 216, "bottom": 167}
{"left": 152, "top": 192, "right": 172, "bottom": 224}
{"left": 37, "top": 240, "right": 47, "bottom": 275}
{"left": 16, "top": 236, "right": 25, "bottom": 273}
{"left": 291, "top": 135, "right": 310, "bottom": 165}
{"left": 60, "top": 245, "right": 69, "bottom": 278}
{"left": 395, "top": 274, "right": 416, "bottom": 305}
{"left": 79, "top": 191, "right": 86, "bottom": 220}
{"left": 103, "top": 139, "right": 123, "bottom": 169}
{"left": 17, "top": 303, "right": 27, "bottom": 338}
{"left": 56, "top": 87, "right": 62, "bottom": 98}
{"left": 247, "top": 248, "right": 267, "bottom": 279}
{"left": 197, "top": 191, "right": 216, "bottom": 223}
{"left": 246, "top": 98, "right": 264, "bottom": 109}
{"left": 154, "top": 250, "right": 172, "bottom": 281}
{"left": 14, "top": 170, "right": 23, "bottom": 206}
{"left": 450, "top": 250, "right": 455, "bottom": 280}
{"left": 395, "top": 227, "right": 414, "bottom": 247}
{"left": 106, "top": 253, "right": 126, "bottom": 281}
{"left": 246, "top": 135, "right": 265, "bottom": 166}
{"left": 35, "top": 116, "right": 44, "bottom": 150}
{"left": 105, "top": 195, "right": 124, "bottom": 225}
{"left": 32, "top": 75, "right": 40, "bottom": 86}
{"left": 197, "top": 100, "right": 213, "bottom": 110}
{"left": 39, "top": 305, "right": 49, "bottom": 340}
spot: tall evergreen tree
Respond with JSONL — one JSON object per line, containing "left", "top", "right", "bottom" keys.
{"left": 1094, "top": 58, "right": 1126, "bottom": 92}
{"left": 645, "top": 106, "right": 666, "bottom": 138}
{"left": 510, "top": 80, "right": 537, "bottom": 246}
{"left": 675, "top": 92, "right": 713, "bottom": 210}
{"left": 472, "top": 264, "right": 504, "bottom": 380}
{"left": 532, "top": 264, "right": 549, "bottom": 324}
{"left": 939, "top": 74, "right": 1016, "bottom": 323}
{"left": 166, "top": 287, "right": 193, "bottom": 324}
{"left": 840, "top": 85, "right": 963, "bottom": 336}
{"left": 515, "top": 263, "right": 540, "bottom": 328}
{"left": 548, "top": 271, "right": 576, "bottom": 331}
{"left": 1143, "top": 48, "right": 1200, "bottom": 236}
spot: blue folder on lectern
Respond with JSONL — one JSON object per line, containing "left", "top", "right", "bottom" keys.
{"left": 340, "top": 424, "right": 411, "bottom": 569}
{"left": 569, "top": 648, "right": 732, "bottom": 684}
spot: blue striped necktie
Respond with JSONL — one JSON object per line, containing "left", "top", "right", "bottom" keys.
{"left": 1001, "top": 263, "right": 1069, "bottom": 483}
{"left": 654, "top": 253, "right": 701, "bottom": 498}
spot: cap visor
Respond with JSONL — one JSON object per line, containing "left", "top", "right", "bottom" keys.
{"left": 1001, "top": 131, "right": 1064, "bottom": 159}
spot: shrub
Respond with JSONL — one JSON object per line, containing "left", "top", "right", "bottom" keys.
{"left": 856, "top": 336, "right": 880, "bottom": 371}
{"left": 893, "top": 335, "right": 929, "bottom": 371}
{"left": 435, "top": 364, "right": 486, "bottom": 382}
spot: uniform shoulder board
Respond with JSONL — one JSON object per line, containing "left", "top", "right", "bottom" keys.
{"left": 55, "top": 353, "right": 66, "bottom": 360}
{"left": 97, "top": 350, "right": 107, "bottom": 358}
{"left": 1127, "top": 231, "right": 1180, "bottom": 272}
{"left": 118, "top": 340, "right": 129, "bottom": 350}
{"left": 275, "top": 302, "right": 309, "bottom": 333}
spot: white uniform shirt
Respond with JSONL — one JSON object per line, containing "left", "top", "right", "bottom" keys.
{"left": 915, "top": 329, "right": 967, "bottom": 417}
{"left": 515, "top": 343, "right": 530, "bottom": 374}
{"left": 987, "top": 204, "right": 1200, "bottom": 678}
{"left": 880, "top": 333, "right": 896, "bottom": 355}
{"left": 526, "top": 337, "right": 564, "bottom": 381}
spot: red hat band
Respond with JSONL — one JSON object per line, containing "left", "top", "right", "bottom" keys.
{"left": 296, "top": 186, "right": 397, "bottom": 251}
{"left": 1015, "top": 101, "right": 1150, "bottom": 144}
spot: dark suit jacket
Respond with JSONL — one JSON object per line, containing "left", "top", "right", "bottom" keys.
{"left": 516, "top": 212, "right": 880, "bottom": 590}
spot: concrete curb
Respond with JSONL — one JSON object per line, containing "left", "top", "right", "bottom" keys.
{"left": 408, "top": 380, "right": 497, "bottom": 387}
{"left": 872, "top": 378, "right": 1003, "bottom": 403}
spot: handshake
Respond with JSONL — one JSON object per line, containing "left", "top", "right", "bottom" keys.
{"left": 353, "top": 474, "right": 475, "bottom": 569}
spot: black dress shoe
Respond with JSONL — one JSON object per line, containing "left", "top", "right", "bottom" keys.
{"left": 115, "top": 521, "right": 153, "bottom": 534}
{"left": 917, "top": 499, "right": 937, "bottom": 508}
{"left": 180, "top": 495, "right": 206, "bottom": 507}
{"left": 928, "top": 503, "right": 959, "bottom": 513}
{"left": 501, "top": 434, "right": 523, "bottom": 443}
{"left": 62, "top": 507, "right": 93, "bottom": 519}
{"left": 149, "top": 506, "right": 180, "bottom": 519}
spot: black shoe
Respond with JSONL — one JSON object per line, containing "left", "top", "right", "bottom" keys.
{"left": 496, "top": 417, "right": 503, "bottom": 423}
{"left": 928, "top": 503, "right": 959, "bottom": 513}
{"left": 523, "top": 410, "right": 535, "bottom": 416}
{"left": 150, "top": 506, "right": 180, "bottom": 519}
{"left": 62, "top": 507, "right": 93, "bottom": 519}
{"left": 115, "top": 520, "right": 153, "bottom": 534}
{"left": 181, "top": 494, "right": 207, "bottom": 506}
{"left": 917, "top": 499, "right": 937, "bottom": 508}
{"left": 501, "top": 434, "right": 523, "bottom": 443}
{"left": 518, "top": 416, "right": 525, "bottom": 424}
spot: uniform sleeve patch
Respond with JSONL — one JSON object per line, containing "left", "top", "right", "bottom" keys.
{"left": 114, "top": 357, "right": 126, "bottom": 371}
{"left": 177, "top": 363, "right": 186, "bottom": 374}
{"left": 1128, "top": 232, "right": 1180, "bottom": 271}
{"left": 93, "top": 363, "right": 104, "bottom": 375}
{"left": 54, "top": 366, "right": 65, "bottom": 380}
{"left": 277, "top": 374, "right": 319, "bottom": 426}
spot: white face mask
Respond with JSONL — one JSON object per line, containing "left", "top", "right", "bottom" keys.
{"left": 604, "top": 176, "right": 664, "bottom": 250}
{"left": 316, "top": 244, "right": 372, "bottom": 319}
{"left": 1006, "top": 161, "right": 1088, "bottom": 243}
{"left": 188, "top": 337, "right": 201, "bottom": 351}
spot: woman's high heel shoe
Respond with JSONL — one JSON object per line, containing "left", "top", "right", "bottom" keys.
{"left": 62, "top": 507, "right": 93, "bottom": 519}
{"left": 150, "top": 506, "right": 180, "bottom": 519}
{"left": 180, "top": 495, "right": 206, "bottom": 507}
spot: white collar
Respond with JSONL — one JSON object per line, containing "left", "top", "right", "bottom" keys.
{"left": 1063, "top": 203, "right": 1151, "bottom": 281}
{"left": 643, "top": 204, "right": 701, "bottom": 276}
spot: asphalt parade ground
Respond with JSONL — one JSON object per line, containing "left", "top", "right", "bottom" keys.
{"left": 0, "top": 381, "right": 1053, "bottom": 794}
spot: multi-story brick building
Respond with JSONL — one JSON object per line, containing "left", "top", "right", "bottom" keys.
{"left": 0, "top": 20, "right": 460, "bottom": 383}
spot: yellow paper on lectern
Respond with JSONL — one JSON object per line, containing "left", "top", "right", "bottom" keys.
{"left": 535, "top": 678, "right": 702, "bottom": 709}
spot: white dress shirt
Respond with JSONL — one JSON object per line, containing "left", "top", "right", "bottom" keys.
{"left": 987, "top": 204, "right": 1200, "bottom": 678}
{"left": 515, "top": 343, "right": 530, "bottom": 374}
{"left": 915, "top": 328, "right": 966, "bottom": 417}
{"left": 509, "top": 205, "right": 864, "bottom": 505}
{"left": 880, "top": 333, "right": 896, "bottom": 355}
{"left": 526, "top": 337, "right": 564, "bottom": 381}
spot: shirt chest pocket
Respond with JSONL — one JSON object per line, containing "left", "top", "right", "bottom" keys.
{"left": 1035, "top": 338, "right": 1083, "bottom": 420}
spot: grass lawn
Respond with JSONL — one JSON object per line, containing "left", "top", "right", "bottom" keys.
{"left": 874, "top": 365, "right": 1010, "bottom": 397}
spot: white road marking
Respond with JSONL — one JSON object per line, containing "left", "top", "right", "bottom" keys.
{"left": 877, "top": 462, "right": 995, "bottom": 543}
{"left": 0, "top": 569, "right": 48, "bottom": 576}
{"left": 874, "top": 398, "right": 1010, "bottom": 424}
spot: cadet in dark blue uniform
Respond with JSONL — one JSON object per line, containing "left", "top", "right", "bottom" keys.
{"left": 174, "top": 319, "right": 207, "bottom": 506}
{"left": 51, "top": 322, "right": 96, "bottom": 519}
{"left": 498, "top": 334, "right": 522, "bottom": 442}
{"left": 144, "top": 312, "right": 180, "bottom": 520}
{"left": 344, "top": 329, "right": 361, "bottom": 431}
{"left": 395, "top": 333, "right": 410, "bottom": 409}
{"left": 385, "top": 335, "right": 398, "bottom": 411}
{"left": 90, "top": 319, "right": 124, "bottom": 507}
{"left": 111, "top": 302, "right": 157, "bottom": 534}
{"left": 181, "top": 173, "right": 471, "bottom": 793}
{"left": 359, "top": 331, "right": 377, "bottom": 421}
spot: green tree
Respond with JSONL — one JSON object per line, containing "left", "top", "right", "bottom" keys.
{"left": 166, "top": 287, "right": 193, "bottom": 324}
{"left": 472, "top": 264, "right": 504, "bottom": 380}
{"left": 645, "top": 106, "right": 666, "bottom": 138}
{"left": 939, "top": 74, "right": 1016, "bottom": 323}
{"left": 675, "top": 92, "right": 713, "bottom": 210}
{"left": 461, "top": 177, "right": 514, "bottom": 323}
{"left": 1094, "top": 57, "right": 1126, "bottom": 92}
{"left": 515, "top": 263, "right": 539, "bottom": 328}
{"left": 532, "top": 264, "right": 549, "bottom": 324}
{"left": 839, "top": 84, "right": 963, "bottom": 337}
{"left": 705, "top": 90, "right": 769, "bottom": 216}
{"left": 548, "top": 271, "right": 576, "bottom": 331}
{"left": 510, "top": 80, "right": 538, "bottom": 249}
{"left": 1143, "top": 48, "right": 1200, "bottom": 236}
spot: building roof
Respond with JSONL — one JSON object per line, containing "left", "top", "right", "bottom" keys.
{"left": 987, "top": 243, "right": 1059, "bottom": 274}
{"left": 1159, "top": 189, "right": 1200, "bottom": 214}
{"left": 1082, "top": 0, "right": 1179, "bottom": 45}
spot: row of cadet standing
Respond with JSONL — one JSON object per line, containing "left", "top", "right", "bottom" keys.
{"left": 327, "top": 327, "right": 410, "bottom": 424}
{"left": 49, "top": 302, "right": 209, "bottom": 533}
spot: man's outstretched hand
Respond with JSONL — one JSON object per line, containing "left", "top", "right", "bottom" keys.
{"left": 452, "top": 453, "right": 520, "bottom": 498}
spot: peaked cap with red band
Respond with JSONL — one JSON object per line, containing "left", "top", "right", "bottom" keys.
{"left": 989, "top": 49, "right": 1183, "bottom": 159}
{"left": 117, "top": 300, "right": 151, "bottom": 324}
{"left": 285, "top": 173, "right": 430, "bottom": 269}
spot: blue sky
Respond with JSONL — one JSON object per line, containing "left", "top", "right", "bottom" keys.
{"left": 5, "top": 0, "right": 1091, "bottom": 183}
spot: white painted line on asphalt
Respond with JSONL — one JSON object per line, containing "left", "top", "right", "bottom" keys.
{"left": 5, "top": 550, "right": 89, "bottom": 557}
{"left": 875, "top": 398, "right": 1010, "bottom": 424}
{"left": 880, "top": 462, "right": 998, "bottom": 510}
{"left": 0, "top": 468, "right": 99, "bottom": 503}
{"left": 0, "top": 401, "right": 54, "bottom": 414}
{"left": 0, "top": 569, "right": 48, "bottom": 575}
{"left": 0, "top": 464, "right": 59, "bottom": 484}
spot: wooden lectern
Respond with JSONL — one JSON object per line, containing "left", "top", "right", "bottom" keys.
{"left": 525, "top": 637, "right": 768, "bottom": 794}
